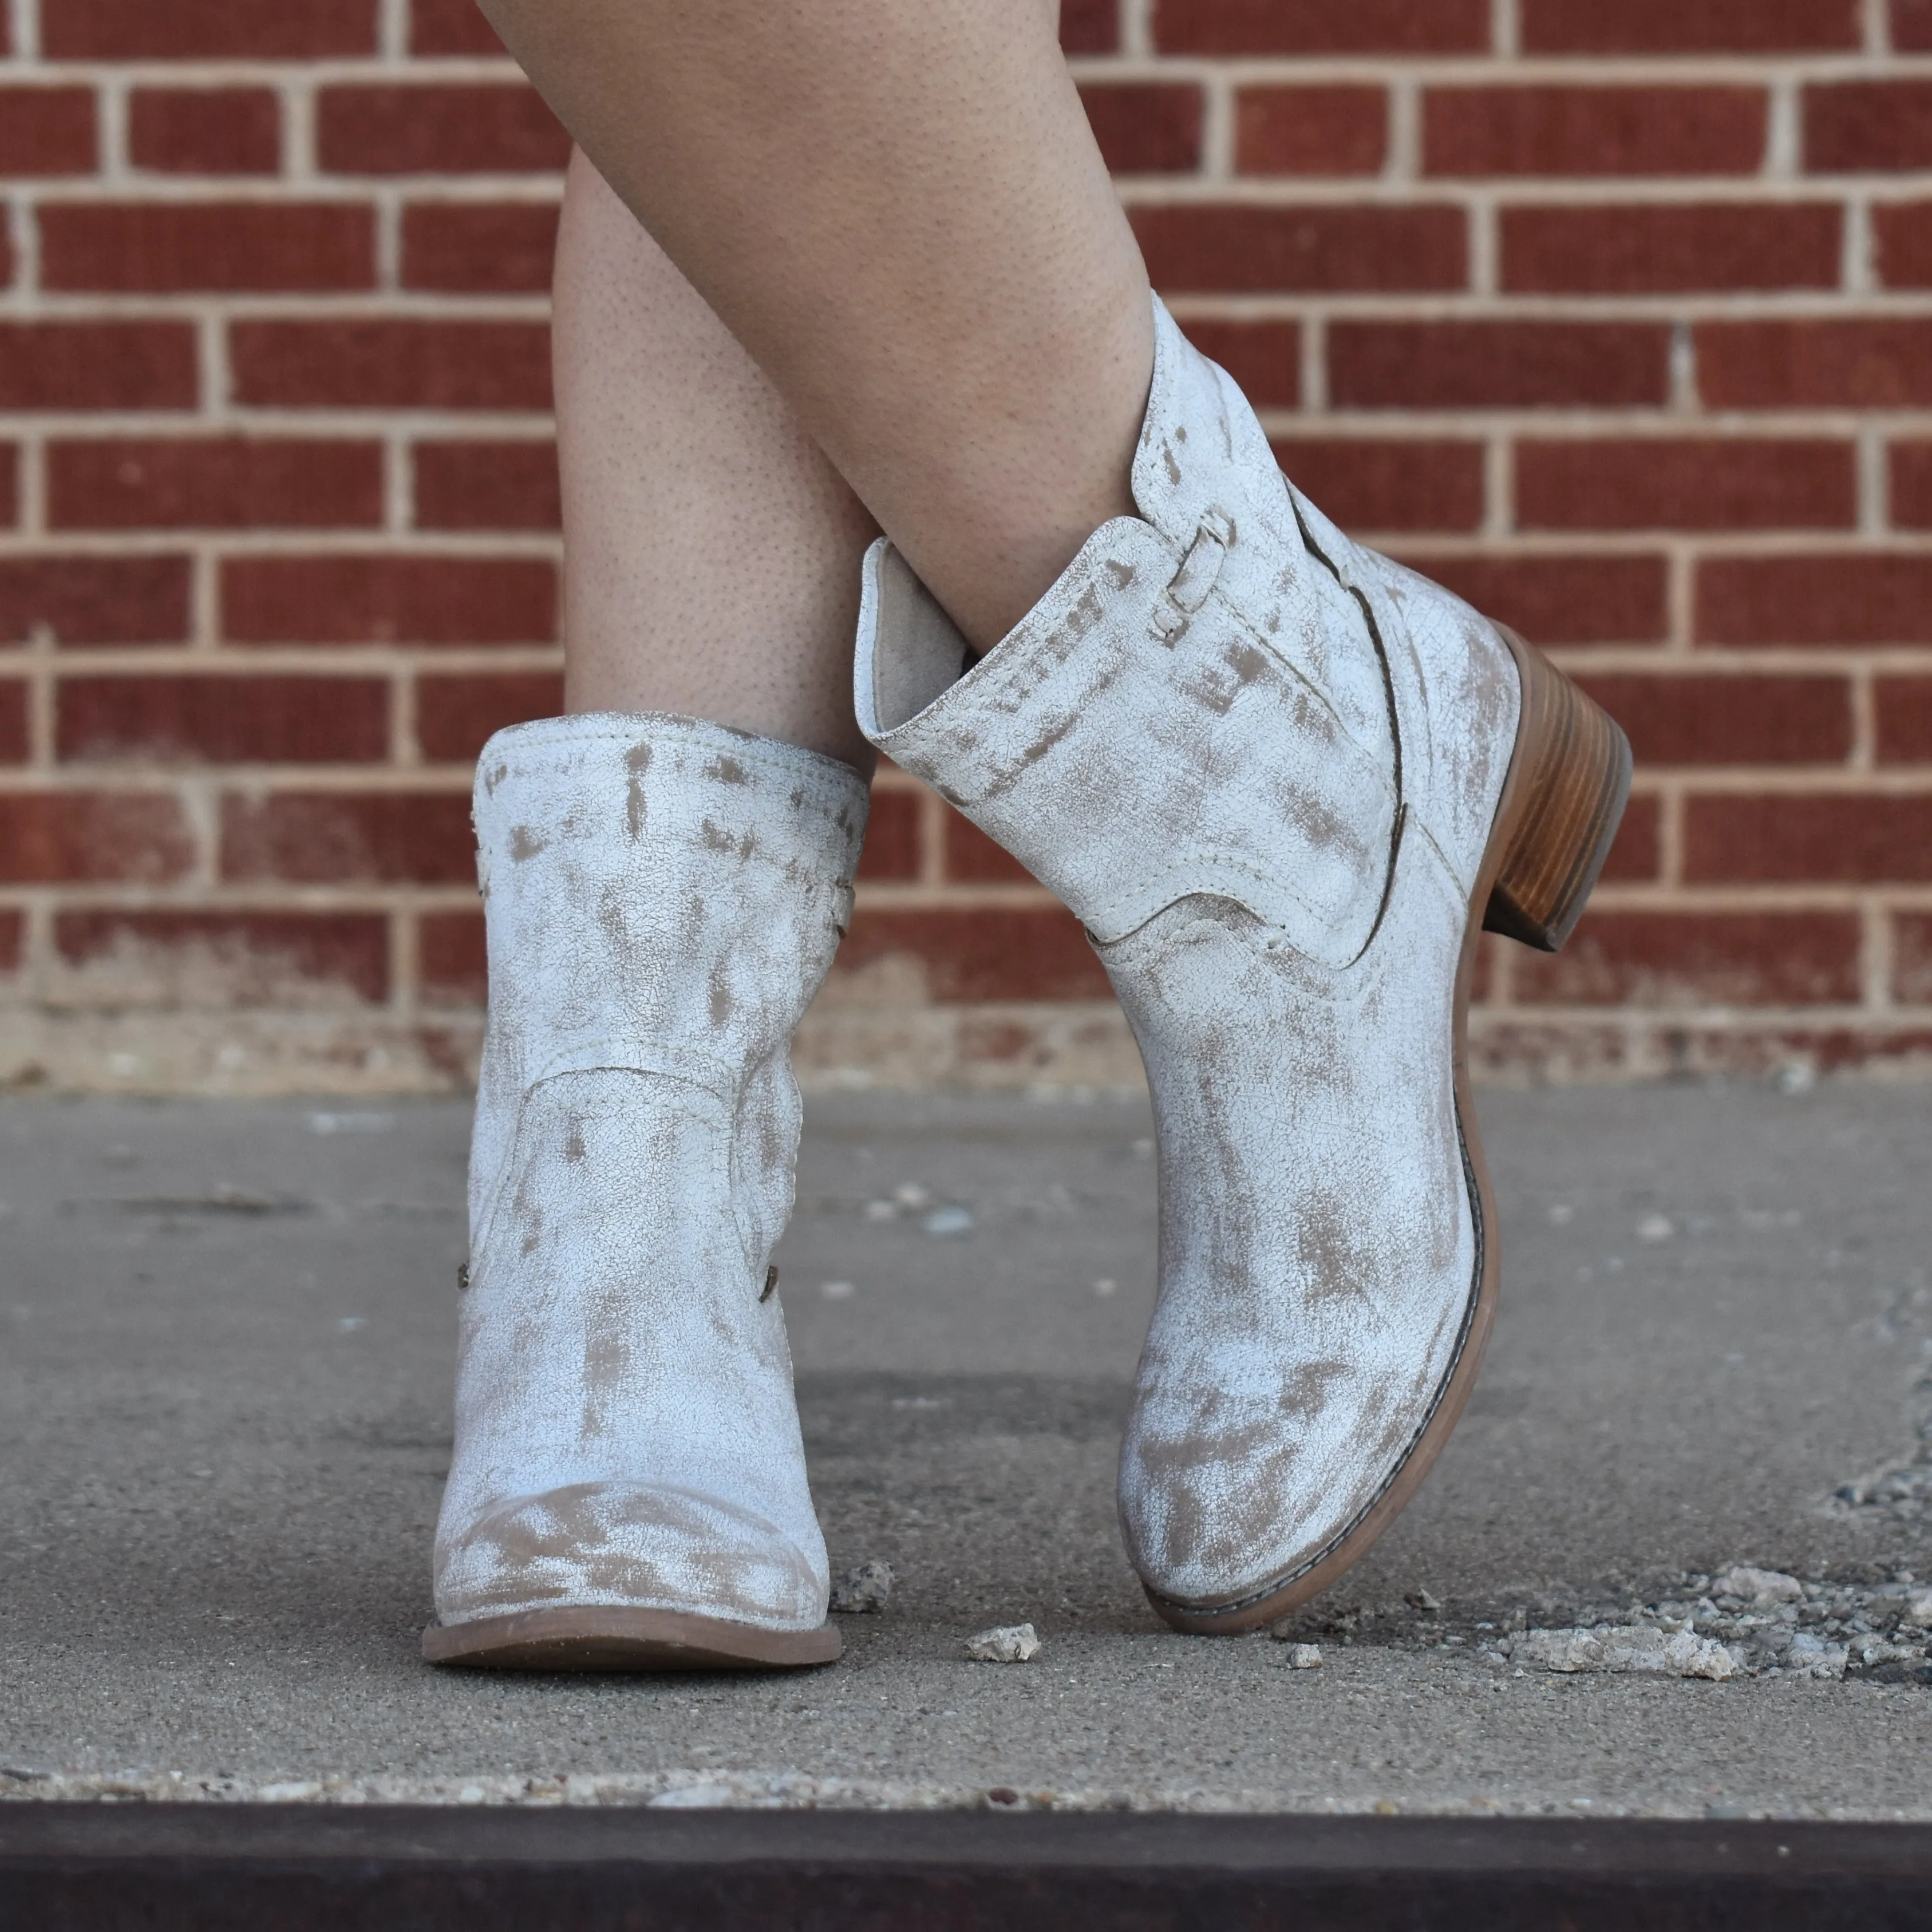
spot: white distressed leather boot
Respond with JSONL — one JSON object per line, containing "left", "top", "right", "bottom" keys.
{"left": 424, "top": 712, "right": 868, "bottom": 1669}
{"left": 855, "top": 298, "right": 1629, "bottom": 1634}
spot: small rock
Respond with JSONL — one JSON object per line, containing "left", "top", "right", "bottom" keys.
{"left": 1785, "top": 1630, "right": 1850, "bottom": 1679}
{"left": 1899, "top": 1589, "right": 1932, "bottom": 1628}
{"left": 829, "top": 1560, "right": 895, "bottom": 1614}
{"left": 1511, "top": 1625, "right": 1739, "bottom": 1680}
{"left": 1408, "top": 1589, "right": 1443, "bottom": 1615}
{"left": 1636, "top": 1213, "right": 1674, "bottom": 1243}
{"left": 1712, "top": 1566, "right": 1803, "bottom": 1607}
{"left": 1851, "top": 1658, "right": 1932, "bottom": 1686}
{"left": 922, "top": 1205, "right": 975, "bottom": 1238}
{"left": 965, "top": 1623, "right": 1040, "bottom": 1664}
{"left": 1281, "top": 1643, "right": 1323, "bottom": 1670}
{"left": 819, "top": 1279, "right": 856, "bottom": 1302}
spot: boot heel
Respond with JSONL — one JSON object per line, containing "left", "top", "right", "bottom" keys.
{"left": 1481, "top": 627, "right": 1633, "bottom": 954}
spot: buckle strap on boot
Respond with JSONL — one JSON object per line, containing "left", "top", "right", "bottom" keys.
{"left": 1151, "top": 509, "right": 1234, "bottom": 646}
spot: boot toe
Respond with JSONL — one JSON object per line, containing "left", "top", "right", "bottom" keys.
{"left": 434, "top": 1480, "right": 828, "bottom": 1632}
{"left": 1122, "top": 1391, "right": 1425, "bottom": 1613}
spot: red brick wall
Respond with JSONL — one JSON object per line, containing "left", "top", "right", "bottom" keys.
{"left": 1, "top": 0, "right": 1929, "bottom": 1089}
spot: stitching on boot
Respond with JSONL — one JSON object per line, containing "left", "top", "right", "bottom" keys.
{"left": 1287, "top": 485, "right": 1408, "bottom": 963}
{"left": 531, "top": 1035, "right": 740, "bottom": 1108}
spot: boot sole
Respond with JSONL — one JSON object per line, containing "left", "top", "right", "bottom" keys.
{"left": 421, "top": 1605, "right": 843, "bottom": 1672}
{"left": 1144, "top": 625, "right": 1631, "bottom": 1634}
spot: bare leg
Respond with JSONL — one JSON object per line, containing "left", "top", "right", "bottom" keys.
{"left": 555, "top": 150, "right": 879, "bottom": 768}
{"left": 483, "top": 0, "right": 1151, "bottom": 653}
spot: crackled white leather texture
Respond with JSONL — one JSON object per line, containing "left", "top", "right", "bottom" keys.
{"left": 855, "top": 297, "right": 1522, "bottom": 1613}
{"left": 432, "top": 712, "right": 868, "bottom": 1632}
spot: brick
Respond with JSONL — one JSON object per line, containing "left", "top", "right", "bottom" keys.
{"left": 943, "top": 812, "right": 1032, "bottom": 884}
{"left": 1521, "top": 0, "right": 1859, "bottom": 52}
{"left": 1874, "top": 204, "right": 1932, "bottom": 289}
{"left": 129, "top": 88, "right": 279, "bottom": 176}
{"left": 1571, "top": 673, "right": 1852, "bottom": 766}
{"left": 1234, "top": 87, "right": 1386, "bottom": 176}
{"left": 1516, "top": 440, "right": 1856, "bottom": 532}
{"left": 1273, "top": 438, "right": 1484, "bottom": 532}
{"left": 42, "top": 0, "right": 376, "bottom": 57}
{"left": 0, "top": 681, "right": 26, "bottom": 761}
{"left": 1892, "top": 442, "right": 1932, "bottom": 527}
{"left": 1699, "top": 322, "right": 1932, "bottom": 409}
{"left": 1698, "top": 555, "right": 1932, "bottom": 646}
{"left": 1178, "top": 321, "right": 1300, "bottom": 409}
{"left": 1685, "top": 794, "right": 1932, "bottom": 884}
{"left": 414, "top": 441, "right": 559, "bottom": 531}
{"left": 1078, "top": 84, "right": 1202, "bottom": 175}
{"left": 1895, "top": 911, "right": 1932, "bottom": 1002}
{"left": 1329, "top": 322, "right": 1671, "bottom": 409}
{"left": 39, "top": 203, "right": 373, "bottom": 294}
{"left": 1501, "top": 204, "right": 1840, "bottom": 295}
{"left": 1134, "top": 204, "right": 1464, "bottom": 293}
{"left": 856, "top": 789, "right": 922, "bottom": 882}
{"left": 420, "top": 909, "right": 485, "bottom": 1002}
{"left": 0, "top": 792, "right": 193, "bottom": 883}
{"left": 58, "top": 674, "right": 388, "bottom": 764}
{"left": 0, "top": 557, "right": 191, "bottom": 645}
{"left": 1805, "top": 84, "right": 1932, "bottom": 173}
{"left": 229, "top": 321, "right": 552, "bottom": 411}
{"left": 1154, "top": 0, "right": 1487, "bottom": 53}
{"left": 318, "top": 85, "right": 569, "bottom": 175}
{"left": 1901, "top": 0, "right": 1932, "bottom": 50}
{"left": 1424, "top": 87, "right": 1765, "bottom": 177}
{"left": 0, "top": 444, "right": 16, "bottom": 528}
{"left": 1513, "top": 911, "right": 1861, "bottom": 1006}
{"left": 223, "top": 556, "right": 556, "bottom": 646}
{"left": 54, "top": 911, "right": 389, "bottom": 1004}
{"left": 1062, "top": 0, "right": 1119, "bottom": 52}
{"left": 410, "top": 0, "right": 503, "bottom": 53}
{"left": 1398, "top": 554, "right": 1669, "bottom": 644}
{"left": 1875, "top": 677, "right": 1932, "bottom": 763}
{"left": 400, "top": 204, "right": 560, "bottom": 294}
{"left": 416, "top": 670, "right": 565, "bottom": 761}
{"left": 0, "top": 88, "right": 96, "bottom": 175}
{"left": 835, "top": 906, "right": 1109, "bottom": 1001}
{"left": 48, "top": 438, "right": 383, "bottom": 531}
{"left": 220, "top": 791, "right": 473, "bottom": 883}
{"left": 0, "top": 323, "right": 196, "bottom": 412}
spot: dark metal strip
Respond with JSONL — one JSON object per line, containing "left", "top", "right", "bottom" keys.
{"left": 6, "top": 1807, "right": 1932, "bottom": 1931}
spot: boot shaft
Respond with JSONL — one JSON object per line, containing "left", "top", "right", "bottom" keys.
{"left": 472, "top": 713, "right": 867, "bottom": 1095}
{"left": 467, "top": 712, "right": 868, "bottom": 1243}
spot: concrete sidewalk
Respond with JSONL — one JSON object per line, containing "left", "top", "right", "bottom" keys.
{"left": 2, "top": 1082, "right": 1929, "bottom": 1818}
